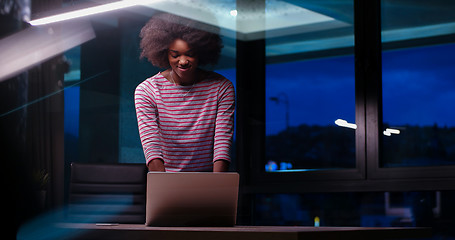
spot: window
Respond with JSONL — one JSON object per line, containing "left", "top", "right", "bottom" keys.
{"left": 381, "top": 0, "right": 455, "bottom": 168}
{"left": 382, "top": 44, "right": 455, "bottom": 168}
{"left": 64, "top": 46, "right": 81, "bottom": 167}
{"left": 265, "top": 56, "right": 355, "bottom": 171}
{"left": 264, "top": 0, "right": 356, "bottom": 172}
{"left": 241, "top": 0, "right": 455, "bottom": 188}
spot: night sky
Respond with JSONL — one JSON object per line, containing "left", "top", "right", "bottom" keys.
{"left": 217, "top": 42, "right": 455, "bottom": 135}
{"left": 382, "top": 43, "right": 455, "bottom": 128}
{"left": 265, "top": 55, "right": 355, "bottom": 135}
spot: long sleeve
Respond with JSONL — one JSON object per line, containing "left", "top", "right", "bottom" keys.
{"left": 213, "top": 79, "right": 235, "bottom": 162}
{"left": 135, "top": 82, "right": 162, "bottom": 165}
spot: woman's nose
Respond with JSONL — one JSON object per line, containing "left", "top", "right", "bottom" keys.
{"left": 179, "top": 57, "right": 189, "bottom": 65}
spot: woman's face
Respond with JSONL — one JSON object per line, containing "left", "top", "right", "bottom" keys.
{"left": 168, "top": 39, "right": 199, "bottom": 82}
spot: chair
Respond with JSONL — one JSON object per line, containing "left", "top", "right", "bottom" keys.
{"left": 68, "top": 162, "right": 148, "bottom": 223}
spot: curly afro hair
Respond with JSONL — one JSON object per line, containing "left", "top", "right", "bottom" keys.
{"left": 139, "top": 13, "right": 223, "bottom": 69}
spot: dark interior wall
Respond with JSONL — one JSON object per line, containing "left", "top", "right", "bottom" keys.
{"left": 79, "top": 20, "right": 120, "bottom": 163}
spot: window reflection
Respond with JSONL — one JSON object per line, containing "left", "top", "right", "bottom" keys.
{"left": 254, "top": 191, "right": 452, "bottom": 233}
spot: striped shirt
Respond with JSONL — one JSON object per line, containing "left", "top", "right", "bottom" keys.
{"left": 135, "top": 71, "right": 235, "bottom": 172}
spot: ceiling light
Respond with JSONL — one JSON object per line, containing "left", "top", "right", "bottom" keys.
{"left": 29, "top": 0, "right": 160, "bottom": 26}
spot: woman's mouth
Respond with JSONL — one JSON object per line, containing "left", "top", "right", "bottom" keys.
{"left": 178, "top": 65, "right": 191, "bottom": 72}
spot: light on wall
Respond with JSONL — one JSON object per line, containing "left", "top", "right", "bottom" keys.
{"left": 383, "top": 128, "right": 400, "bottom": 137}
{"left": 335, "top": 119, "right": 357, "bottom": 130}
{"left": 335, "top": 119, "right": 401, "bottom": 137}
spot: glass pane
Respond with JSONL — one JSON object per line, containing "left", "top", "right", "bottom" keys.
{"left": 381, "top": 0, "right": 455, "bottom": 168}
{"left": 265, "top": 0, "right": 355, "bottom": 172}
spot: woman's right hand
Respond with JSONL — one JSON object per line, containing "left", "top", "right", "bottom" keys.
{"left": 147, "top": 158, "right": 165, "bottom": 172}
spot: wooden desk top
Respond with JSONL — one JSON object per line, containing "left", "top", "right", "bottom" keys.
{"left": 57, "top": 223, "right": 431, "bottom": 240}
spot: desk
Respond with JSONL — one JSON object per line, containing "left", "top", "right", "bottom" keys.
{"left": 57, "top": 223, "right": 431, "bottom": 240}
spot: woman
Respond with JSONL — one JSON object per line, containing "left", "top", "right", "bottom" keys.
{"left": 135, "top": 14, "right": 235, "bottom": 172}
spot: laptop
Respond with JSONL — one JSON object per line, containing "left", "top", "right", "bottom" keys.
{"left": 145, "top": 172, "right": 239, "bottom": 227}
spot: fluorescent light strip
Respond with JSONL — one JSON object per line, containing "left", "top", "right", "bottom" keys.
{"left": 29, "top": 0, "right": 158, "bottom": 26}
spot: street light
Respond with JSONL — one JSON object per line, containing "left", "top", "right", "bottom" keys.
{"left": 269, "top": 92, "right": 290, "bottom": 130}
